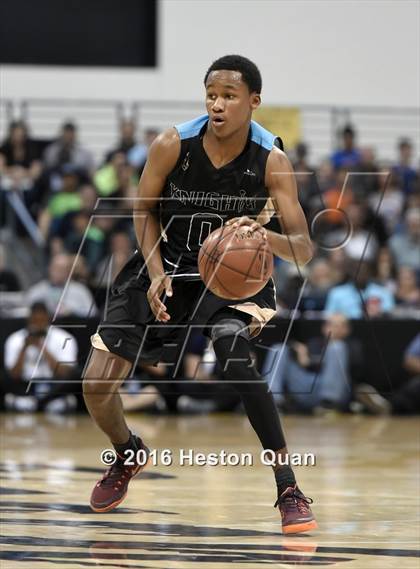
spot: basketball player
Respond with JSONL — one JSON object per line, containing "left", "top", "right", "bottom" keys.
{"left": 84, "top": 55, "right": 317, "bottom": 534}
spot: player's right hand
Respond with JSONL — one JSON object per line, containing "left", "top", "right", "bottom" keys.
{"left": 225, "top": 216, "right": 268, "bottom": 240}
{"left": 147, "top": 275, "right": 173, "bottom": 322}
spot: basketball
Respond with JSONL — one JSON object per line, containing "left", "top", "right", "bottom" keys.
{"left": 198, "top": 225, "right": 273, "bottom": 300}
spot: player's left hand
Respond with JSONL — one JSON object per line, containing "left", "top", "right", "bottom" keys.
{"left": 225, "top": 216, "right": 267, "bottom": 240}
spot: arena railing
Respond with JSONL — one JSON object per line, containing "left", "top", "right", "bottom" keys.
{"left": 1, "top": 98, "right": 418, "bottom": 166}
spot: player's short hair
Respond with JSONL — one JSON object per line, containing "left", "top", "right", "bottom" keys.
{"left": 204, "top": 55, "right": 262, "bottom": 94}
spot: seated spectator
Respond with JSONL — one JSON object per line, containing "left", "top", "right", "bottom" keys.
{"left": 49, "top": 184, "right": 99, "bottom": 252}
{"left": 326, "top": 201, "right": 382, "bottom": 263}
{"left": 2, "top": 302, "right": 78, "bottom": 412}
{"left": 69, "top": 254, "right": 91, "bottom": 286}
{"left": 394, "top": 266, "right": 420, "bottom": 308}
{"left": 105, "top": 119, "right": 137, "bottom": 163}
{"left": 389, "top": 208, "right": 420, "bottom": 271}
{"left": 144, "top": 128, "right": 159, "bottom": 148}
{"left": 0, "top": 121, "right": 43, "bottom": 235}
{"left": 374, "top": 247, "right": 396, "bottom": 293}
{"left": 127, "top": 128, "right": 159, "bottom": 172}
{"left": 355, "top": 333, "right": 420, "bottom": 415}
{"left": 300, "top": 258, "right": 334, "bottom": 312}
{"left": 369, "top": 172, "right": 404, "bottom": 234}
{"left": 392, "top": 138, "right": 417, "bottom": 196}
{"left": 0, "top": 243, "right": 21, "bottom": 292}
{"left": 319, "top": 167, "right": 353, "bottom": 232}
{"left": 262, "top": 314, "right": 363, "bottom": 413}
{"left": 91, "top": 211, "right": 119, "bottom": 241}
{"left": 94, "top": 152, "right": 127, "bottom": 197}
{"left": 327, "top": 248, "right": 348, "bottom": 285}
{"left": 325, "top": 260, "right": 395, "bottom": 318}
{"left": 115, "top": 160, "right": 138, "bottom": 200}
{"left": 350, "top": 147, "right": 380, "bottom": 198}
{"left": 78, "top": 183, "right": 99, "bottom": 212}
{"left": 38, "top": 164, "right": 83, "bottom": 239}
{"left": 94, "top": 152, "right": 138, "bottom": 203}
{"left": 43, "top": 121, "right": 94, "bottom": 178}
{"left": 274, "top": 262, "right": 308, "bottom": 311}
{"left": 63, "top": 210, "right": 105, "bottom": 273}
{"left": 94, "top": 231, "right": 134, "bottom": 287}
{"left": 0, "top": 120, "right": 42, "bottom": 190}
{"left": 49, "top": 164, "right": 82, "bottom": 215}
{"left": 317, "top": 159, "right": 336, "bottom": 193}
{"left": 330, "top": 125, "right": 361, "bottom": 170}
{"left": 26, "top": 253, "right": 97, "bottom": 317}
{"left": 292, "top": 142, "right": 320, "bottom": 214}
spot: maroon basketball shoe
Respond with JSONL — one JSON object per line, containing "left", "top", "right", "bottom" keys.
{"left": 90, "top": 439, "right": 151, "bottom": 513}
{"left": 274, "top": 485, "right": 318, "bottom": 534}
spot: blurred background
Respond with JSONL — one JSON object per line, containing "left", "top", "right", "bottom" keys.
{"left": 0, "top": 0, "right": 419, "bottom": 416}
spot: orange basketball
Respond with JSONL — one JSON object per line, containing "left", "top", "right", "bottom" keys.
{"left": 198, "top": 225, "right": 273, "bottom": 300}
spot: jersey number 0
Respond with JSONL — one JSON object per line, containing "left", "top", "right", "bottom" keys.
{"left": 186, "top": 213, "right": 224, "bottom": 251}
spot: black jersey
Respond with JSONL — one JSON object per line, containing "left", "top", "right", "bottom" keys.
{"left": 158, "top": 114, "right": 283, "bottom": 279}
{"left": 101, "top": 115, "right": 281, "bottom": 360}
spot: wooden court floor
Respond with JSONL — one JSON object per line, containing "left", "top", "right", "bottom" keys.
{"left": 0, "top": 412, "right": 419, "bottom": 568}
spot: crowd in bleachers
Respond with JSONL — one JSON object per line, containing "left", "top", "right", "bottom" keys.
{"left": 274, "top": 127, "right": 419, "bottom": 319}
{"left": 0, "top": 118, "right": 419, "bottom": 416}
{"left": 0, "top": 119, "right": 419, "bottom": 319}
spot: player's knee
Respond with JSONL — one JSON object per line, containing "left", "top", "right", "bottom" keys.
{"left": 82, "top": 350, "right": 129, "bottom": 396}
{"left": 211, "top": 317, "right": 249, "bottom": 344}
{"left": 82, "top": 367, "right": 108, "bottom": 397}
{"left": 211, "top": 319, "right": 261, "bottom": 382}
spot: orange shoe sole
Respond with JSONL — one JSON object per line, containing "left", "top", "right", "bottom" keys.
{"left": 90, "top": 492, "right": 129, "bottom": 513}
{"left": 90, "top": 455, "right": 151, "bottom": 513}
{"left": 282, "top": 519, "right": 318, "bottom": 534}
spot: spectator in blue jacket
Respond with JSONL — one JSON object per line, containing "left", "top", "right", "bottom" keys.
{"left": 325, "top": 260, "right": 395, "bottom": 318}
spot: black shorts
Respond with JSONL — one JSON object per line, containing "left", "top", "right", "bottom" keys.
{"left": 96, "top": 253, "right": 276, "bottom": 365}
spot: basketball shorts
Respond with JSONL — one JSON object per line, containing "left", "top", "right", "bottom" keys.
{"left": 92, "top": 252, "right": 276, "bottom": 365}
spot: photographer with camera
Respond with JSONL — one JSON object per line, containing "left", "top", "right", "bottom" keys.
{"left": 3, "top": 302, "right": 78, "bottom": 412}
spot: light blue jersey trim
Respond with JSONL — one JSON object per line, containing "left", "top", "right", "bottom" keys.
{"left": 250, "top": 120, "right": 277, "bottom": 151}
{"left": 175, "top": 114, "right": 278, "bottom": 150}
{"left": 175, "top": 114, "right": 208, "bottom": 140}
